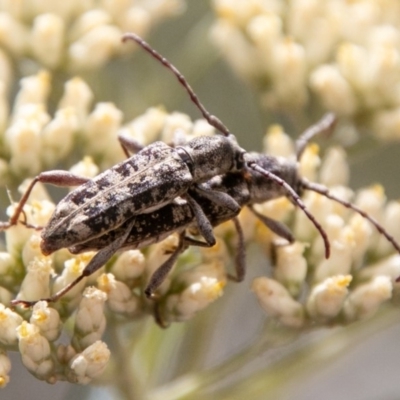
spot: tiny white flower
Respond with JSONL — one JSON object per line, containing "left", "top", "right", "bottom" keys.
{"left": 359, "top": 254, "right": 400, "bottom": 282}
{"left": 310, "top": 65, "right": 357, "bottom": 115}
{"left": 299, "top": 143, "right": 321, "bottom": 182}
{"left": 31, "top": 13, "right": 65, "bottom": 68}
{"left": 58, "top": 77, "right": 93, "bottom": 124}
{"left": 41, "top": 107, "right": 79, "bottom": 165}
{"left": 13, "top": 71, "right": 51, "bottom": 111}
{"left": 163, "top": 262, "right": 226, "bottom": 323}
{"left": 84, "top": 102, "right": 123, "bottom": 161}
{"left": 68, "top": 10, "right": 111, "bottom": 42}
{"left": 263, "top": 125, "right": 294, "bottom": 158}
{"left": 68, "top": 25, "right": 122, "bottom": 70}
{"left": 118, "top": 107, "right": 167, "bottom": 146}
{"left": 97, "top": 273, "right": 141, "bottom": 316}
{"left": 69, "top": 157, "right": 99, "bottom": 179}
{"left": 30, "top": 301, "right": 61, "bottom": 342}
{"left": 52, "top": 253, "right": 95, "bottom": 305}
{"left": 72, "top": 287, "right": 107, "bottom": 351}
{"left": 319, "top": 147, "right": 349, "bottom": 187}
{"left": 274, "top": 242, "right": 307, "bottom": 297}
{"left": 111, "top": 250, "right": 146, "bottom": 285}
{"left": 0, "top": 304, "right": 23, "bottom": 345}
{"left": 344, "top": 276, "right": 393, "bottom": 321}
{"left": 22, "top": 231, "right": 44, "bottom": 266}
{"left": 376, "top": 201, "right": 400, "bottom": 256}
{"left": 252, "top": 277, "right": 304, "bottom": 328}
{"left": 16, "top": 257, "right": 52, "bottom": 303}
{"left": 160, "top": 112, "right": 194, "bottom": 144}
{"left": 67, "top": 340, "right": 110, "bottom": 385}
{"left": 17, "top": 321, "right": 54, "bottom": 381}
{"left": 0, "top": 252, "right": 14, "bottom": 277}
{"left": 306, "top": 275, "right": 352, "bottom": 320}
{"left": 0, "top": 12, "right": 28, "bottom": 54}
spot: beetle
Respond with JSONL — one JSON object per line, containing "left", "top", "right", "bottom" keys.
{"left": 10, "top": 113, "right": 400, "bottom": 308}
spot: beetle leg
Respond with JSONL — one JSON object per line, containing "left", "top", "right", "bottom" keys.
{"left": 226, "top": 217, "right": 246, "bottom": 282}
{"left": 194, "top": 184, "right": 241, "bottom": 213}
{"left": 0, "top": 171, "right": 90, "bottom": 230}
{"left": 11, "top": 218, "right": 137, "bottom": 307}
{"left": 184, "top": 193, "right": 216, "bottom": 247}
{"left": 249, "top": 205, "right": 295, "bottom": 243}
{"left": 145, "top": 232, "right": 188, "bottom": 298}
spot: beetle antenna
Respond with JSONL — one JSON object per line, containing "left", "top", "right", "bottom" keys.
{"left": 249, "top": 162, "right": 331, "bottom": 258}
{"left": 122, "top": 32, "right": 232, "bottom": 138}
{"left": 302, "top": 180, "right": 400, "bottom": 255}
{"left": 296, "top": 113, "right": 337, "bottom": 161}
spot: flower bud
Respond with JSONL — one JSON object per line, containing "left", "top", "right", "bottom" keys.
{"left": 58, "top": 77, "right": 93, "bottom": 124}
{"left": 68, "top": 25, "right": 122, "bottom": 70}
{"left": 119, "top": 107, "right": 166, "bottom": 146}
{"left": 0, "top": 304, "right": 23, "bottom": 345}
{"left": 97, "top": 273, "right": 141, "bottom": 316}
{"left": 111, "top": 250, "right": 145, "bottom": 286}
{"left": 263, "top": 125, "right": 294, "bottom": 158}
{"left": 162, "top": 262, "right": 226, "bottom": 323}
{"left": 67, "top": 340, "right": 110, "bottom": 384}
{"left": 252, "top": 277, "right": 304, "bottom": 328}
{"left": 274, "top": 242, "right": 307, "bottom": 297}
{"left": 319, "top": 147, "right": 349, "bottom": 187}
{"left": 17, "top": 321, "right": 54, "bottom": 381}
{"left": 344, "top": 276, "right": 392, "bottom": 321}
{"left": 72, "top": 287, "right": 107, "bottom": 352}
{"left": 306, "top": 275, "right": 352, "bottom": 320}
{"left": 31, "top": 13, "right": 65, "bottom": 68}
{"left": 30, "top": 301, "right": 61, "bottom": 342}
{"left": 16, "top": 257, "right": 52, "bottom": 304}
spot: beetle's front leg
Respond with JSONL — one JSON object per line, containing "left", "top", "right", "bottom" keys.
{"left": 11, "top": 218, "right": 137, "bottom": 307}
{"left": 184, "top": 193, "right": 216, "bottom": 247}
{"left": 194, "top": 183, "right": 241, "bottom": 213}
{"left": 145, "top": 232, "right": 188, "bottom": 299}
{"left": 0, "top": 171, "right": 90, "bottom": 230}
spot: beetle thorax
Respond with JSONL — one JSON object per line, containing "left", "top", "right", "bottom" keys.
{"left": 180, "top": 135, "right": 245, "bottom": 182}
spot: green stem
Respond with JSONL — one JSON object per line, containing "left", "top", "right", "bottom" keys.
{"left": 109, "top": 320, "right": 147, "bottom": 400}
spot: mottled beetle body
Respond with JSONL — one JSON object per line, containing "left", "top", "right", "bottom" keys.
{"left": 68, "top": 152, "right": 296, "bottom": 254}
{"left": 41, "top": 135, "right": 244, "bottom": 255}
{"left": 44, "top": 152, "right": 301, "bottom": 301}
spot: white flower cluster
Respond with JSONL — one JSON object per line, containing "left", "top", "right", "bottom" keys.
{"left": 0, "top": 69, "right": 217, "bottom": 183}
{"left": 250, "top": 127, "right": 400, "bottom": 327}
{"left": 1, "top": 108, "right": 399, "bottom": 385}
{"left": 0, "top": 0, "right": 185, "bottom": 73}
{"left": 0, "top": 300, "right": 109, "bottom": 384}
{"left": 211, "top": 0, "right": 400, "bottom": 140}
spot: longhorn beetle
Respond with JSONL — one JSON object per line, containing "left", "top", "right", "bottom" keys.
{"left": 0, "top": 33, "right": 331, "bottom": 262}
{"left": 10, "top": 115, "right": 400, "bottom": 308}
